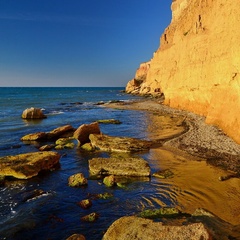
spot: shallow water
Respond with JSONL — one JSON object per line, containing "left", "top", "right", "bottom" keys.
{"left": 0, "top": 87, "right": 239, "bottom": 239}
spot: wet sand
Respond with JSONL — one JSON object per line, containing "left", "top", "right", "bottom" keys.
{"left": 105, "top": 98, "right": 240, "bottom": 174}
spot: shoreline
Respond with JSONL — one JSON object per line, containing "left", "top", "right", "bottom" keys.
{"left": 105, "top": 98, "right": 240, "bottom": 175}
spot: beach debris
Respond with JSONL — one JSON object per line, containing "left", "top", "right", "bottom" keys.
{"left": 68, "top": 173, "right": 88, "bottom": 187}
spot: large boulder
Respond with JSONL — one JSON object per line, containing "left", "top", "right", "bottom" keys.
{"left": 21, "top": 107, "right": 47, "bottom": 119}
{"left": 73, "top": 122, "right": 100, "bottom": 146}
{"left": 102, "top": 216, "right": 211, "bottom": 240}
{"left": 89, "top": 134, "right": 152, "bottom": 152}
{"left": 89, "top": 157, "right": 151, "bottom": 177}
{"left": 0, "top": 151, "right": 60, "bottom": 179}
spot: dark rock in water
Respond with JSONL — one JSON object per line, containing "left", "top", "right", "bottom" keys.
{"left": 21, "top": 107, "right": 47, "bottom": 119}
{"left": 89, "top": 157, "right": 151, "bottom": 177}
{"left": 68, "top": 173, "right": 88, "bottom": 187}
{"left": 89, "top": 134, "right": 152, "bottom": 152}
{"left": 77, "top": 199, "right": 92, "bottom": 209}
{"left": 66, "top": 234, "right": 86, "bottom": 240}
{"left": 73, "top": 122, "right": 101, "bottom": 146}
{"left": 0, "top": 151, "right": 61, "bottom": 179}
{"left": 94, "top": 101, "right": 105, "bottom": 105}
{"left": 97, "top": 119, "right": 122, "bottom": 124}
{"left": 70, "top": 102, "right": 83, "bottom": 105}
{"left": 153, "top": 169, "right": 174, "bottom": 179}
{"left": 39, "top": 144, "right": 55, "bottom": 151}
{"left": 80, "top": 212, "right": 99, "bottom": 222}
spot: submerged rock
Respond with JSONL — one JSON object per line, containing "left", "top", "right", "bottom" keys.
{"left": 73, "top": 122, "right": 101, "bottom": 146}
{"left": 88, "top": 192, "right": 114, "bottom": 200}
{"left": 80, "top": 212, "right": 99, "bottom": 222}
{"left": 89, "top": 134, "right": 152, "bottom": 152}
{"left": 138, "top": 207, "right": 182, "bottom": 219}
{"left": 102, "top": 216, "right": 211, "bottom": 240}
{"left": 21, "top": 107, "right": 47, "bottom": 119}
{"left": 55, "top": 137, "right": 75, "bottom": 149}
{"left": 0, "top": 151, "right": 60, "bottom": 179}
{"left": 68, "top": 173, "right": 88, "bottom": 187}
{"left": 89, "top": 157, "right": 151, "bottom": 177}
{"left": 152, "top": 169, "right": 174, "bottom": 179}
{"left": 77, "top": 199, "right": 92, "bottom": 209}
{"left": 97, "top": 119, "right": 122, "bottom": 124}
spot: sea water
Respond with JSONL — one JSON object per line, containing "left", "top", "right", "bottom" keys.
{"left": 0, "top": 87, "right": 239, "bottom": 239}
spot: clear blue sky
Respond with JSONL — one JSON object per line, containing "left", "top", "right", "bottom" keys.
{"left": 0, "top": 0, "right": 172, "bottom": 87}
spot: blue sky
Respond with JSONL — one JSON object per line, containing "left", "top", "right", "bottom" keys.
{"left": 0, "top": 0, "right": 172, "bottom": 87}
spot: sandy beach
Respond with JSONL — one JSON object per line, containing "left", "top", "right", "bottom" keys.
{"left": 105, "top": 98, "right": 240, "bottom": 175}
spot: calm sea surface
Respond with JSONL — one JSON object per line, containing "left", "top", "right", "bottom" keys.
{"left": 0, "top": 87, "right": 239, "bottom": 239}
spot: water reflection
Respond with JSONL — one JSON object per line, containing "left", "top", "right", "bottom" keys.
{"left": 145, "top": 147, "right": 240, "bottom": 225}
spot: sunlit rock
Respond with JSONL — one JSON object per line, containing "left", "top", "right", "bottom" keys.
{"left": 89, "top": 157, "right": 150, "bottom": 177}
{"left": 0, "top": 151, "right": 60, "bottom": 179}
{"left": 21, "top": 107, "right": 47, "bottom": 119}
{"left": 89, "top": 134, "right": 152, "bottom": 152}
{"left": 68, "top": 173, "right": 88, "bottom": 187}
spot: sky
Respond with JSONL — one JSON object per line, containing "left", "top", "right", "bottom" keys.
{"left": 0, "top": 0, "right": 172, "bottom": 87}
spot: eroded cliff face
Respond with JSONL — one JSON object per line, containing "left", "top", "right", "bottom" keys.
{"left": 126, "top": 0, "right": 240, "bottom": 144}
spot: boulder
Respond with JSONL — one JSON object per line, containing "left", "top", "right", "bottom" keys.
{"left": 21, "top": 132, "right": 47, "bottom": 141}
{"left": 21, "top": 107, "right": 46, "bottom": 119}
{"left": 102, "top": 216, "right": 212, "bottom": 240}
{"left": 89, "top": 157, "right": 150, "bottom": 177}
{"left": 68, "top": 173, "right": 88, "bottom": 187}
{"left": 89, "top": 134, "right": 152, "bottom": 152}
{"left": 47, "top": 125, "right": 75, "bottom": 140}
{"left": 0, "top": 151, "right": 60, "bottom": 179}
{"left": 73, "top": 122, "right": 100, "bottom": 146}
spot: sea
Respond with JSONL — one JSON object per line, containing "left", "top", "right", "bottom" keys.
{"left": 0, "top": 87, "right": 240, "bottom": 239}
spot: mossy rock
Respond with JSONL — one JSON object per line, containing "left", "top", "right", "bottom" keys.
{"left": 138, "top": 207, "right": 181, "bottom": 219}
{"left": 81, "top": 212, "right": 99, "bottom": 222}
{"left": 153, "top": 169, "right": 174, "bottom": 179}
{"left": 97, "top": 119, "right": 122, "bottom": 124}
{"left": 81, "top": 143, "right": 95, "bottom": 151}
{"left": 103, "top": 175, "right": 115, "bottom": 187}
{"left": 77, "top": 199, "right": 92, "bottom": 209}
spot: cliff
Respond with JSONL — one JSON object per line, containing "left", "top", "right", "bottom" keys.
{"left": 126, "top": 0, "right": 240, "bottom": 144}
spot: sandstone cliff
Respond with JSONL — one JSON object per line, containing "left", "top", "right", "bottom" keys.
{"left": 126, "top": 0, "right": 240, "bottom": 144}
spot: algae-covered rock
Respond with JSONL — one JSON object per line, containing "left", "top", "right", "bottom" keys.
{"left": 103, "top": 175, "right": 115, "bottom": 187}
{"left": 89, "top": 157, "right": 150, "bottom": 176}
{"left": 80, "top": 143, "right": 95, "bottom": 151}
{"left": 88, "top": 192, "right": 114, "bottom": 200}
{"left": 153, "top": 169, "right": 174, "bottom": 179}
{"left": 97, "top": 119, "right": 122, "bottom": 124}
{"left": 68, "top": 173, "right": 88, "bottom": 187}
{"left": 89, "top": 134, "right": 152, "bottom": 152}
{"left": 138, "top": 207, "right": 181, "bottom": 219}
{"left": 80, "top": 212, "right": 99, "bottom": 222}
{"left": 0, "top": 151, "right": 60, "bottom": 179}
{"left": 55, "top": 137, "right": 75, "bottom": 149}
